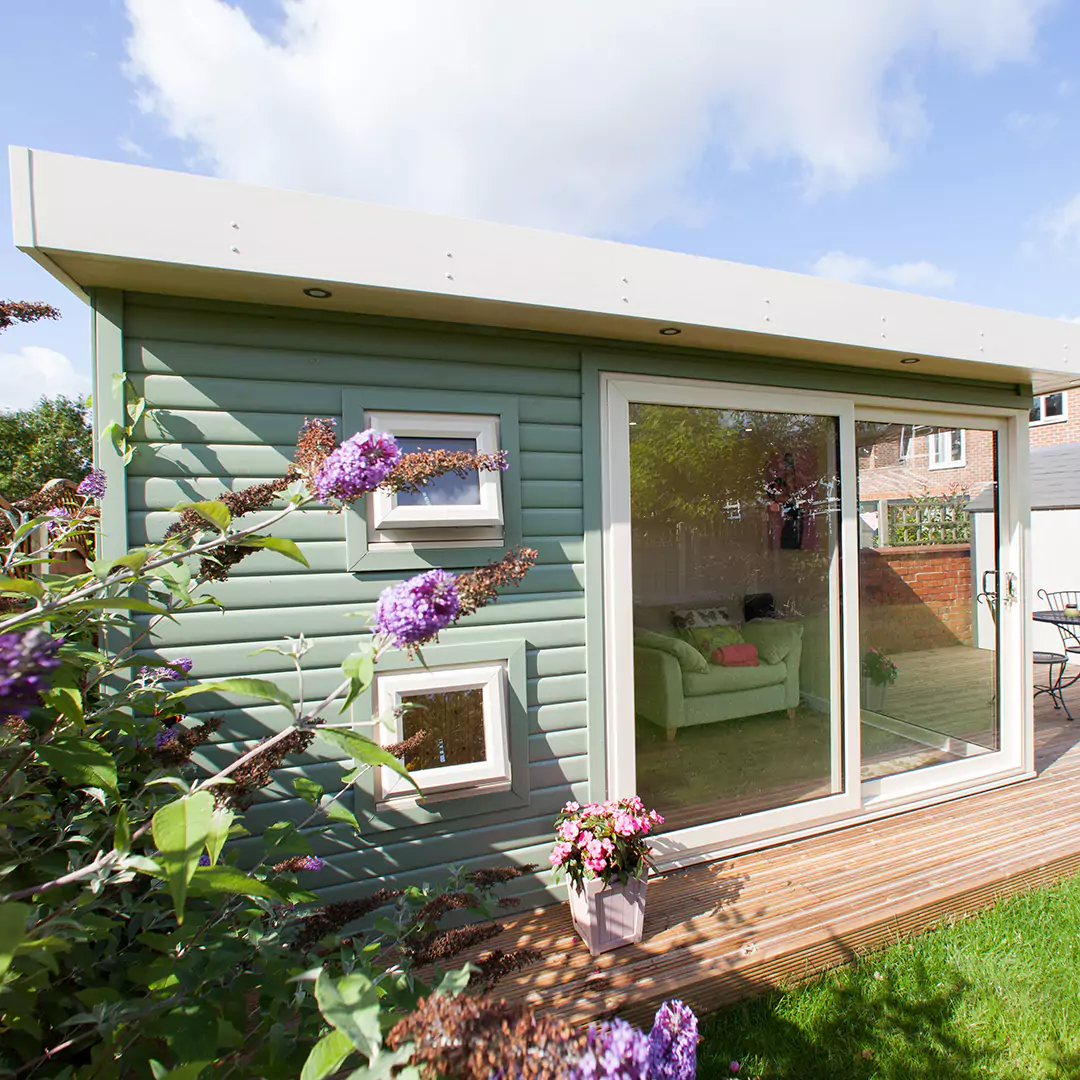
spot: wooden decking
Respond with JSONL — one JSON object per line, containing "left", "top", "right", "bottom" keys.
{"left": 461, "top": 686, "right": 1080, "bottom": 1027}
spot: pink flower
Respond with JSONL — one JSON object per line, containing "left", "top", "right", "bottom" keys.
{"left": 550, "top": 842, "right": 573, "bottom": 867}
{"left": 557, "top": 820, "right": 579, "bottom": 842}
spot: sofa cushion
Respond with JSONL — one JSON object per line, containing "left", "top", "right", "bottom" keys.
{"left": 742, "top": 619, "right": 803, "bottom": 665}
{"left": 684, "top": 624, "right": 745, "bottom": 656}
{"left": 682, "top": 660, "right": 787, "bottom": 696}
{"left": 670, "top": 605, "right": 737, "bottom": 632}
{"left": 633, "top": 627, "right": 709, "bottom": 674}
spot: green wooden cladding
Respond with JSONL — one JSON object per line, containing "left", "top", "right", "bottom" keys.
{"left": 118, "top": 292, "right": 1030, "bottom": 907}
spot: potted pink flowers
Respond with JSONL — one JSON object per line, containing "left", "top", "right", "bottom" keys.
{"left": 550, "top": 795, "right": 664, "bottom": 955}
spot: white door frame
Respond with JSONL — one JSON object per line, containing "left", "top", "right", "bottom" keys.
{"left": 600, "top": 373, "right": 1031, "bottom": 866}
{"left": 600, "top": 373, "right": 862, "bottom": 863}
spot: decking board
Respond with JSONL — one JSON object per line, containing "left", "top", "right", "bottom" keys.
{"left": 456, "top": 692, "right": 1080, "bottom": 1025}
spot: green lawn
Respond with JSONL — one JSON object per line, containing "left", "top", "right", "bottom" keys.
{"left": 698, "top": 873, "right": 1080, "bottom": 1080}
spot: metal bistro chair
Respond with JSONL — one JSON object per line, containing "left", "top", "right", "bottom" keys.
{"left": 1037, "top": 590, "right": 1080, "bottom": 661}
{"left": 980, "top": 590, "right": 1072, "bottom": 719}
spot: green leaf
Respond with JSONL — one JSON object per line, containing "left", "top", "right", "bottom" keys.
{"left": 65, "top": 597, "right": 170, "bottom": 614}
{"left": 323, "top": 800, "right": 362, "bottom": 836}
{"left": 43, "top": 665, "right": 84, "bottom": 725}
{"left": 236, "top": 536, "right": 310, "bottom": 567}
{"left": 158, "top": 1063, "right": 210, "bottom": 1080}
{"left": 37, "top": 737, "right": 117, "bottom": 793}
{"left": 0, "top": 902, "right": 29, "bottom": 980}
{"left": 436, "top": 963, "right": 476, "bottom": 998}
{"left": 107, "top": 550, "right": 153, "bottom": 575}
{"left": 171, "top": 677, "right": 293, "bottom": 709}
{"left": 204, "top": 807, "right": 234, "bottom": 865}
{"left": 111, "top": 371, "right": 127, "bottom": 398}
{"left": 101, "top": 420, "right": 126, "bottom": 457}
{"left": 315, "top": 971, "right": 382, "bottom": 1057}
{"left": 176, "top": 501, "right": 231, "bottom": 534}
{"left": 152, "top": 791, "right": 216, "bottom": 923}
{"left": 345, "top": 1046, "right": 418, "bottom": 1080}
{"left": 339, "top": 651, "right": 375, "bottom": 714}
{"left": 126, "top": 396, "right": 147, "bottom": 427}
{"left": 114, "top": 805, "right": 132, "bottom": 855}
{"left": 301, "top": 1028, "right": 355, "bottom": 1080}
{"left": 0, "top": 576, "right": 43, "bottom": 598}
{"left": 186, "top": 867, "right": 285, "bottom": 902}
{"left": 263, "top": 822, "right": 311, "bottom": 856}
{"left": 319, "top": 729, "right": 419, "bottom": 792}
{"left": 292, "top": 777, "right": 324, "bottom": 805}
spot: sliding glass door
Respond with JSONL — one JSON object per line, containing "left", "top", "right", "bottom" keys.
{"left": 602, "top": 375, "right": 861, "bottom": 858}
{"left": 602, "top": 375, "right": 1027, "bottom": 863}
{"left": 856, "top": 408, "right": 1025, "bottom": 806}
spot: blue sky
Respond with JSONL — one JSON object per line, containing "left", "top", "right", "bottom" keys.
{"left": 4, "top": 1, "right": 1080, "bottom": 409}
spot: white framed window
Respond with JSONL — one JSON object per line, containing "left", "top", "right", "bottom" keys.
{"left": 374, "top": 663, "right": 510, "bottom": 803}
{"left": 366, "top": 411, "right": 504, "bottom": 537}
{"left": 928, "top": 428, "right": 966, "bottom": 469}
{"left": 1030, "top": 392, "right": 1068, "bottom": 426}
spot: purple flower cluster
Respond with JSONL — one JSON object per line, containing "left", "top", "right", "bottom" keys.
{"left": 572, "top": 1019, "right": 650, "bottom": 1080}
{"left": 155, "top": 725, "right": 179, "bottom": 750}
{"left": 570, "top": 1001, "right": 697, "bottom": 1080}
{"left": 647, "top": 1000, "right": 698, "bottom": 1080}
{"left": 139, "top": 657, "right": 193, "bottom": 683}
{"left": 44, "top": 506, "right": 72, "bottom": 537}
{"left": 77, "top": 469, "right": 107, "bottom": 499}
{"left": 0, "top": 629, "right": 62, "bottom": 719}
{"left": 296, "top": 855, "right": 325, "bottom": 872}
{"left": 311, "top": 429, "right": 401, "bottom": 502}
{"left": 373, "top": 569, "right": 461, "bottom": 648}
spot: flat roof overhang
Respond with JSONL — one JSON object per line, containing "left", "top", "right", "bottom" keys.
{"left": 10, "top": 146, "right": 1080, "bottom": 396}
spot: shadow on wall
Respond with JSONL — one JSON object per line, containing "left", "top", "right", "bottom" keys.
{"left": 859, "top": 544, "right": 973, "bottom": 655}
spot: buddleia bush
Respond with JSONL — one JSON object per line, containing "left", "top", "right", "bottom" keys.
{"left": 0, "top": 413, "right": 543, "bottom": 1078}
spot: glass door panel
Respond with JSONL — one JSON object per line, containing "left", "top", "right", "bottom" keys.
{"left": 855, "top": 419, "right": 1000, "bottom": 782}
{"left": 628, "top": 401, "right": 845, "bottom": 833}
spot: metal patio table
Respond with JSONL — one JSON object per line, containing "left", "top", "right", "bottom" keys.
{"left": 1032, "top": 610, "right": 1078, "bottom": 720}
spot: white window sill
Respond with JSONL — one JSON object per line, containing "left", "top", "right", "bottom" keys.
{"left": 1030, "top": 416, "right": 1068, "bottom": 428}
{"left": 928, "top": 461, "right": 966, "bottom": 470}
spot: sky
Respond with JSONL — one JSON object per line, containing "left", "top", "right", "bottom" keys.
{"left": 4, "top": 0, "right": 1080, "bottom": 410}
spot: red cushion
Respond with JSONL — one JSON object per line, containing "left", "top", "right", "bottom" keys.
{"left": 712, "top": 643, "right": 759, "bottom": 667}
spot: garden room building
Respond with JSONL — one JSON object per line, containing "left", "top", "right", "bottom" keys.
{"left": 10, "top": 146, "right": 1080, "bottom": 914}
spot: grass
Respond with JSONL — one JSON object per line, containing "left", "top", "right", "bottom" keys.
{"left": 697, "top": 872, "right": 1080, "bottom": 1080}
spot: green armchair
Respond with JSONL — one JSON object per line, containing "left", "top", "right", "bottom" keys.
{"left": 633, "top": 620, "right": 803, "bottom": 740}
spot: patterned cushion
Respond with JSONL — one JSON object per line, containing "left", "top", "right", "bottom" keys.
{"left": 669, "top": 606, "right": 736, "bottom": 632}
{"left": 685, "top": 624, "right": 745, "bottom": 657}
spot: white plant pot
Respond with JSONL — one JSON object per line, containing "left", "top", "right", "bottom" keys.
{"left": 863, "top": 679, "right": 888, "bottom": 712}
{"left": 567, "top": 873, "right": 648, "bottom": 956}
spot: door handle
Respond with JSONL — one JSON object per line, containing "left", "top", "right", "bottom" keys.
{"left": 1004, "top": 572, "right": 1018, "bottom": 605}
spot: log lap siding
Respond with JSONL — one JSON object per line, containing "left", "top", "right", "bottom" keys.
{"left": 122, "top": 295, "right": 587, "bottom": 905}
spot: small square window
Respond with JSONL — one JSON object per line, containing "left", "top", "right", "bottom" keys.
{"left": 375, "top": 663, "right": 510, "bottom": 803}
{"left": 367, "top": 411, "right": 504, "bottom": 537}
{"left": 929, "top": 428, "right": 965, "bottom": 469}
{"left": 1030, "top": 392, "right": 1067, "bottom": 426}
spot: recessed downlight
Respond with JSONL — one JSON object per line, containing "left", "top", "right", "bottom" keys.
{"left": 900, "top": 356, "right": 921, "bottom": 365}
{"left": 303, "top": 287, "right": 333, "bottom": 299}
{"left": 659, "top": 326, "right": 682, "bottom": 336}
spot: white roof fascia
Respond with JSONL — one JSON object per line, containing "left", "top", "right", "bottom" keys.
{"left": 10, "top": 146, "right": 1080, "bottom": 393}
{"left": 8, "top": 147, "right": 88, "bottom": 302}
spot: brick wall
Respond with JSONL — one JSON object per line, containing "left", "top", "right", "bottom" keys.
{"left": 858, "top": 428, "right": 996, "bottom": 503}
{"left": 859, "top": 544, "right": 972, "bottom": 654}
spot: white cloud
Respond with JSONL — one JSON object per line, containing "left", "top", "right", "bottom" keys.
{"left": 1041, "top": 192, "right": 1080, "bottom": 247}
{"left": 811, "top": 251, "right": 957, "bottom": 291}
{"left": 118, "top": 134, "right": 151, "bottom": 159}
{"left": 0, "top": 347, "right": 92, "bottom": 412}
{"left": 1005, "top": 109, "right": 1057, "bottom": 136}
{"left": 123, "top": 0, "right": 1049, "bottom": 235}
